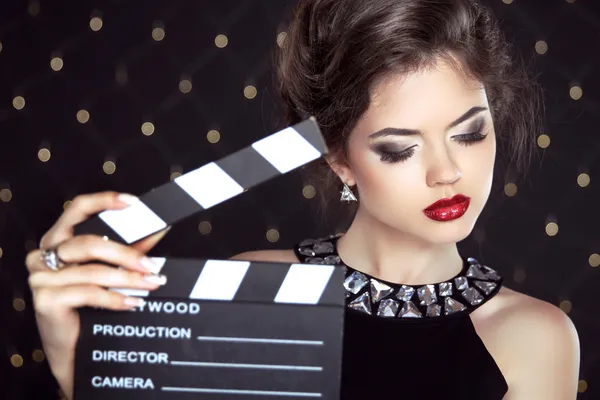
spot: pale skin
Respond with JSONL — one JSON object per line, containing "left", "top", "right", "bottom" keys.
{"left": 26, "top": 56, "right": 579, "bottom": 399}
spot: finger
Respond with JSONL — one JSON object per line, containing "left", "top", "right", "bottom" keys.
{"left": 132, "top": 226, "right": 172, "bottom": 254}
{"left": 33, "top": 285, "right": 146, "bottom": 315}
{"left": 28, "top": 264, "right": 167, "bottom": 289}
{"left": 51, "top": 234, "right": 157, "bottom": 274}
{"left": 40, "top": 191, "right": 138, "bottom": 249}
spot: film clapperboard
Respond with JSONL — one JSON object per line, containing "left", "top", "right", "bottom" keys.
{"left": 72, "top": 118, "right": 347, "bottom": 399}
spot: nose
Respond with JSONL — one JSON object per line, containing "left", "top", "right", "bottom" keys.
{"left": 425, "top": 149, "right": 462, "bottom": 187}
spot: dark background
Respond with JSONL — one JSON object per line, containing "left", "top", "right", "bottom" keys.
{"left": 0, "top": 0, "right": 598, "bottom": 398}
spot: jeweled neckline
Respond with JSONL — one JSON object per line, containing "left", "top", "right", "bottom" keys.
{"left": 294, "top": 234, "right": 504, "bottom": 321}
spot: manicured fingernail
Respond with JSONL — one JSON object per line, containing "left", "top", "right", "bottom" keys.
{"left": 124, "top": 297, "right": 146, "bottom": 307}
{"left": 117, "top": 193, "right": 139, "bottom": 206}
{"left": 143, "top": 274, "right": 167, "bottom": 286}
{"left": 139, "top": 256, "right": 158, "bottom": 273}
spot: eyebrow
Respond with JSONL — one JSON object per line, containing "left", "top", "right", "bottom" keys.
{"left": 368, "top": 106, "right": 488, "bottom": 139}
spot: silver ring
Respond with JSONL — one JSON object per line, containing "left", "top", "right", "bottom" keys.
{"left": 40, "top": 246, "right": 67, "bottom": 271}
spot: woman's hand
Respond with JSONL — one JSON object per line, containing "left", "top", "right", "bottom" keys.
{"left": 25, "top": 192, "right": 170, "bottom": 399}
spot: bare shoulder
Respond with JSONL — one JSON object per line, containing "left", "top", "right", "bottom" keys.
{"left": 473, "top": 286, "right": 580, "bottom": 398}
{"left": 230, "top": 249, "right": 300, "bottom": 263}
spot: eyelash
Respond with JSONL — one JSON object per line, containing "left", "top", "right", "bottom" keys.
{"left": 378, "top": 129, "right": 487, "bottom": 164}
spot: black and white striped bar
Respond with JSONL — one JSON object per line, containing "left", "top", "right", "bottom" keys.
{"left": 73, "top": 118, "right": 327, "bottom": 244}
{"left": 110, "top": 258, "right": 345, "bottom": 306}
{"left": 75, "top": 260, "right": 346, "bottom": 399}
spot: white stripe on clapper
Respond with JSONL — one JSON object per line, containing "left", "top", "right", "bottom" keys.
{"left": 174, "top": 162, "right": 244, "bottom": 209}
{"left": 98, "top": 197, "right": 167, "bottom": 244}
{"left": 188, "top": 260, "right": 250, "bottom": 300}
{"left": 252, "top": 127, "right": 321, "bottom": 174}
{"left": 274, "top": 264, "right": 335, "bottom": 304}
{"left": 161, "top": 387, "right": 322, "bottom": 397}
{"left": 170, "top": 360, "right": 322, "bottom": 371}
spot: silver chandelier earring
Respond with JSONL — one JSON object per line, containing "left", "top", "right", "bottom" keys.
{"left": 340, "top": 182, "right": 357, "bottom": 202}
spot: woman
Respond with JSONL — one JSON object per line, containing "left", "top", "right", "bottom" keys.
{"left": 26, "top": 0, "right": 580, "bottom": 398}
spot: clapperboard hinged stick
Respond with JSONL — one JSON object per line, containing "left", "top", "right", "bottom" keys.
{"left": 73, "top": 118, "right": 348, "bottom": 399}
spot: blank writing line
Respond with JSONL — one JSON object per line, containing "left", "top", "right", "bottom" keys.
{"left": 170, "top": 360, "right": 322, "bottom": 371}
{"left": 196, "top": 336, "right": 323, "bottom": 346}
{"left": 161, "top": 387, "right": 322, "bottom": 397}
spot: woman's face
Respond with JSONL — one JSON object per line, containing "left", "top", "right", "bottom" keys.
{"left": 340, "top": 58, "right": 496, "bottom": 244}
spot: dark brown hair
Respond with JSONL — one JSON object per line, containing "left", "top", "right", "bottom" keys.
{"left": 275, "top": 0, "right": 543, "bottom": 209}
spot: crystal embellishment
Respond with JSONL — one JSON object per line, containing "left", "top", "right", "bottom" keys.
{"left": 467, "top": 265, "right": 488, "bottom": 280}
{"left": 417, "top": 284, "right": 437, "bottom": 306}
{"left": 370, "top": 279, "right": 394, "bottom": 303}
{"left": 439, "top": 282, "right": 453, "bottom": 296}
{"left": 324, "top": 255, "right": 341, "bottom": 265}
{"left": 298, "top": 247, "right": 316, "bottom": 257}
{"left": 444, "top": 297, "right": 467, "bottom": 315}
{"left": 462, "top": 287, "right": 484, "bottom": 306}
{"left": 348, "top": 292, "right": 372, "bottom": 315}
{"left": 377, "top": 299, "right": 399, "bottom": 317}
{"left": 455, "top": 276, "right": 469, "bottom": 290}
{"left": 313, "top": 241, "right": 335, "bottom": 254}
{"left": 296, "top": 237, "right": 503, "bottom": 321}
{"left": 343, "top": 271, "right": 369, "bottom": 294}
{"left": 474, "top": 280, "right": 497, "bottom": 296}
{"left": 398, "top": 301, "right": 422, "bottom": 318}
{"left": 427, "top": 304, "right": 442, "bottom": 317}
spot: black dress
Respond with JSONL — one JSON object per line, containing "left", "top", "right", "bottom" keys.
{"left": 293, "top": 234, "right": 509, "bottom": 400}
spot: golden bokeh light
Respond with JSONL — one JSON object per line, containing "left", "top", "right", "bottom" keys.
{"left": 0, "top": 247, "right": 3, "bottom": 258}
{"left": 577, "top": 173, "right": 590, "bottom": 188}
{"left": 504, "top": 183, "right": 517, "bottom": 197}
{"left": 115, "top": 66, "right": 128, "bottom": 84}
{"left": 215, "top": 34, "right": 228, "bottom": 48}
{"left": 589, "top": 253, "right": 600, "bottom": 268}
{"left": 559, "top": 300, "right": 572, "bottom": 314}
{"left": 277, "top": 32, "right": 287, "bottom": 48}
{"left": 141, "top": 122, "right": 155, "bottom": 136}
{"left": 50, "top": 56, "right": 64, "bottom": 71}
{"left": 303, "top": 185, "right": 316, "bottom": 199}
{"left": 170, "top": 165, "right": 182, "bottom": 181}
{"left": 266, "top": 229, "right": 280, "bottom": 243}
{"left": 0, "top": 41, "right": 3, "bottom": 54}
{"left": 179, "top": 79, "right": 192, "bottom": 93}
{"left": 90, "top": 17, "right": 103, "bottom": 32}
{"left": 77, "top": 109, "right": 90, "bottom": 124}
{"left": 578, "top": 380, "right": 587, "bottom": 393}
{"left": 38, "top": 148, "right": 51, "bottom": 162}
{"left": 10, "top": 354, "right": 23, "bottom": 368}
{"left": 244, "top": 85, "right": 257, "bottom": 99}
{"left": 198, "top": 221, "right": 212, "bottom": 235}
{"left": 13, "top": 96, "right": 25, "bottom": 110}
{"left": 535, "top": 40, "right": 548, "bottom": 55}
{"left": 63, "top": 200, "right": 72, "bottom": 210}
{"left": 537, "top": 134, "right": 550, "bottom": 148}
{"left": 13, "top": 298, "right": 25, "bottom": 312}
{"left": 569, "top": 86, "right": 583, "bottom": 100}
{"left": 545, "top": 222, "right": 559, "bottom": 236}
{"left": 103, "top": 161, "right": 116, "bottom": 175}
{"left": 0, "top": 188, "right": 12, "bottom": 202}
{"left": 207, "top": 129, "right": 220, "bottom": 144}
{"left": 502, "top": 0, "right": 513, "bottom": 3}
{"left": 152, "top": 27, "right": 165, "bottom": 41}
{"left": 28, "top": 2, "right": 40, "bottom": 16}
{"left": 32, "top": 350, "right": 45, "bottom": 363}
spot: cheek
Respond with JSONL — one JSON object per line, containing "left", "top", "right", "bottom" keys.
{"left": 351, "top": 152, "right": 424, "bottom": 207}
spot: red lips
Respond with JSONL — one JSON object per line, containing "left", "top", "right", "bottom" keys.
{"left": 423, "top": 194, "right": 470, "bottom": 222}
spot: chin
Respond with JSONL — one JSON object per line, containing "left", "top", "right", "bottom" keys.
{"left": 421, "top": 216, "right": 476, "bottom": 245}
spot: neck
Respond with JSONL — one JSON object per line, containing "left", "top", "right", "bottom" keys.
{"left": 336, "top": 205, "right": 464, "bottom": 285}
